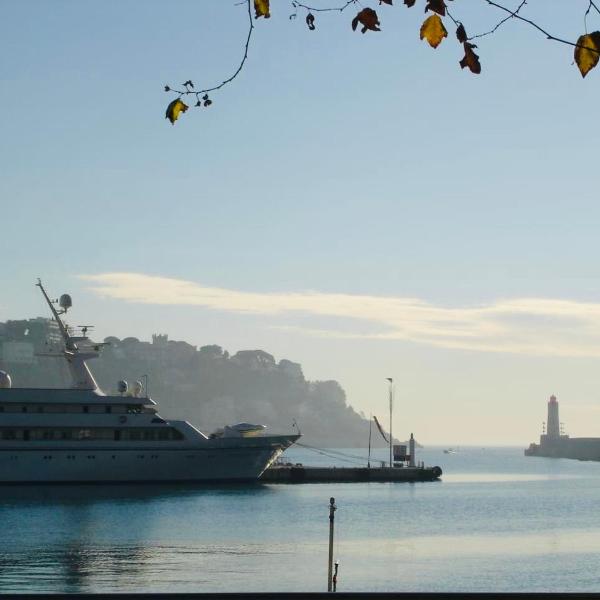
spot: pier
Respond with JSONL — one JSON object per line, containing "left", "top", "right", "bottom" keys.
{"left": 260, "top": 464, "right": 442, "bottom": 483}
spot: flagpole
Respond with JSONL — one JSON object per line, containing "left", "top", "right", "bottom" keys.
{"left": 387, "top": 378, "right": 393, "bottom": 468}
{"left": 367, "top": 414, "right": 372, "bottom": 469}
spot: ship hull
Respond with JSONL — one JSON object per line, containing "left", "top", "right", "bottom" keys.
{"left": 0, "top": 435, "right": 299, "bottom": 483}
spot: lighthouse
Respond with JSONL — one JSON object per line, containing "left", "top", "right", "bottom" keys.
{"left": 547, "top": 395, "right": 560, "bottom": 439}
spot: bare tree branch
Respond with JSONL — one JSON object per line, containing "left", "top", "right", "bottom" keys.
{"left": 165, "top": 0, "right": 254, "bottom": 104}
{"left": 484, "top": 0, "right": 600, "bottom": 54}
{"left": 291, "top": 0, "right": 358, "bottom": 13}
{"left": 467, "top": 0, "right": 527, "bottom": 41}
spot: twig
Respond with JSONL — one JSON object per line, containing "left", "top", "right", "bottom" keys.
{"left": 468, "top": 0, "right": 526, "bottom": 41}
{"left": 291, "top": 0, "right": 357, "bottom": 13}
{"left": 484, "top": 0, "right": 600, "bottom": 54}
{"left": 166, "top": 0, "right": 255, "bottom": 101}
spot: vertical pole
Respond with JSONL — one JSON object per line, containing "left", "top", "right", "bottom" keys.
{"left": 387, "top": 378, "right": 393, "bottom": 468}
{"left": 367, "top": 415, "right": 372, "bottom": 469}
{"left": 333, "top": 561, "right": 339, "bottom": 592}
{"left": 328, "top": 497, "right": 336, "bottom": 592}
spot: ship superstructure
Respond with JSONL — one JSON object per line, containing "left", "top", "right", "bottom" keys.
{"left": 0, "top": 281, "right": 299, "bottom": 483}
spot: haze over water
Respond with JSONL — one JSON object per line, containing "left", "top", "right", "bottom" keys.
{"left": 2, "top": 446, "right": 600, "bottom": 593}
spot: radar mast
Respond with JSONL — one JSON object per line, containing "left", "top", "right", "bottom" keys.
{"left": 36, "top": 279, "right": 103, "bottom": 393}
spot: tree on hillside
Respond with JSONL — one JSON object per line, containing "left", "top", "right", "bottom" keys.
{"left": 165, "top": 0, "right": 600, "bottom": 123}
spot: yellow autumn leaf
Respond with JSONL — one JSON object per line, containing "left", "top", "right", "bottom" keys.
{"left": 420, "top": 14, "right": 447, "bottom": 49}
{"left": 165, "top": 99, "right": 188, "bottom": 125}
{"left": 574, "top": 31, "right": 600, "bottom": 78}
{"left": 254, "top": 0, "right": 270, "bottom": 19}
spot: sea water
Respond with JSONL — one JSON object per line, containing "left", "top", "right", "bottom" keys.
{"left": 1, "top": 446, "right": 600, "bottom": 593}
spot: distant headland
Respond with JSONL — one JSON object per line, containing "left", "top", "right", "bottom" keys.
{"left": 0, "top": 317, "right": 414, "bottom": 448}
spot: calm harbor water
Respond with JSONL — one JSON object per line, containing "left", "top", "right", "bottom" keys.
{"left": 2, "top": 446, "right": 600, "bottom": 593}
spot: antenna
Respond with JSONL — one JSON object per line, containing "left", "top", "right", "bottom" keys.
{"left": 77, "top": 325, "right": 95, "bottom": 337}
{"left": 35, "top": 279, "right": 102, "bottom": 391}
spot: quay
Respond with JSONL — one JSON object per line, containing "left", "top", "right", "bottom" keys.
{"left": 260, "top": 464, "right": 442, "bottom": 483}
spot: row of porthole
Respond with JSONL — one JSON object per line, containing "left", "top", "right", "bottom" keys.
{"left": 5, "top": 454, "right": 165, "bottom": 461}
{"left": 39, "top": 454, "right": 161, "bottom": 460}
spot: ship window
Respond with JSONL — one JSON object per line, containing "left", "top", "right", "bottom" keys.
{"left": 61, "top": 431, "right": 71, "bottom": 440}
{"left": 37, "top": 406, "right": 44, "bottom": 413}
{"left": 114, "top": 430, "right": 121, "bottom": 441}
{"left": 23, "top": 430, "right": 30, "bottom": 441}
{"left": 128, "top": 430, "right": 141, "bottom": 441}
{"left": 157, "top": 430, "right": 169, "bottom": 440}
{"left": 83, "top": 406, "right": 89, "bottom": 414}
{"left": 172, "top": 429, "right": 184, "bottom": 441}
{"left": 2, "top": 430, "right": 17, "bottom": 440}
{"left": 78, "top": 429, "right": 92, "bottom": 440}
{"left": 105, "top": 406, "right": 112, "bottom": 414}
{"left": 0, "top": 407, "right": 4, "bottom": 413}
{"left": 143, "top": 430, "right": 155, "bottom": 441}
{"left": 21, "top": 406, "right": 28, "bottom": 413}
{"left": 43, "top": 430, "right": 53, "bottom": 440}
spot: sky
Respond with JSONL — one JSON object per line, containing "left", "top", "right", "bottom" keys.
{"left": 1, "top": 0, "right": 600, "bottom": 445}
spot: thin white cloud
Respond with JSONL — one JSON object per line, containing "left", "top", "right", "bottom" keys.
{"left": 80, "top": 272, "right": 600, "bottom": 358}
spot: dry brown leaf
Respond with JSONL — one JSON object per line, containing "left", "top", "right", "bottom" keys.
{"left": 425, "top": 0, "right": 446, "bottom": 16}
{"left": 351, "top": 8, "right": 381, "bottom": 33}
{"left": 456, "top": 23, "right": 467, "bottom": 44}
{"left": 459, "top": 42, "right": 481, "bottom": 74}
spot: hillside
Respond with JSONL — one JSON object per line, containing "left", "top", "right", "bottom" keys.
{"left": 0, "top": 319, "right": 396, "bottom": 447}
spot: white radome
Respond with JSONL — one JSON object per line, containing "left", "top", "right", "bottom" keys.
{"left": 0, "top": 371, "right": 12, "bottom": 389}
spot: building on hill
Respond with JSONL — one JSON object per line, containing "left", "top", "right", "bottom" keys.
{"left": 152, "top": 333, "right": 169, "bottom": 347}
{"left": 0, "top": 317, "right": 62, "bottom": 366}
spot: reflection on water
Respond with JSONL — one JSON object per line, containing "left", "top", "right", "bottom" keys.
{"left": 0, "top": 543, "right": 288, "bottom": 593}
{"left": 442, "top": 473, "right": 584, "bottom": 483}
{"left": 2, "top": 447, "right": 600, "bottom": 592}
{"left": 0, "top": 481, "right": 271, "bottom": 506}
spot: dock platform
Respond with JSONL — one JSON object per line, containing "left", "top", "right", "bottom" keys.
{"left": 261, "top": 464, "right": 442, "bottom": 483}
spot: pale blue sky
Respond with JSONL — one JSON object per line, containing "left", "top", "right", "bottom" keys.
{"left": 2, "top": 1, "right": 600, "bottom": 443}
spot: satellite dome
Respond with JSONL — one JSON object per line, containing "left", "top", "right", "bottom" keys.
{"left": 117, "top": 380, "right": 128, "bottom": 395}
{"left": 59, "top": 294, "right": 72, "bottom": 312}
{"left": 0, "top": 371, "right": 12, "bottom": 389}
{"left": 132, "top": 380, "right": 143, "bottom": 397}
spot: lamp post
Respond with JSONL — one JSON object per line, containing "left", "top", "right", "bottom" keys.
{"left": 386, "top": 378, "right": 393, "bottom": 467}
{"left": 327, "top": 497, "right": 337, "bottom": 592}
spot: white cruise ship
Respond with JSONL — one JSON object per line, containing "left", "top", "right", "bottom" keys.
{"left": 0, "top": 281, "right": 300, "bottom": 483}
